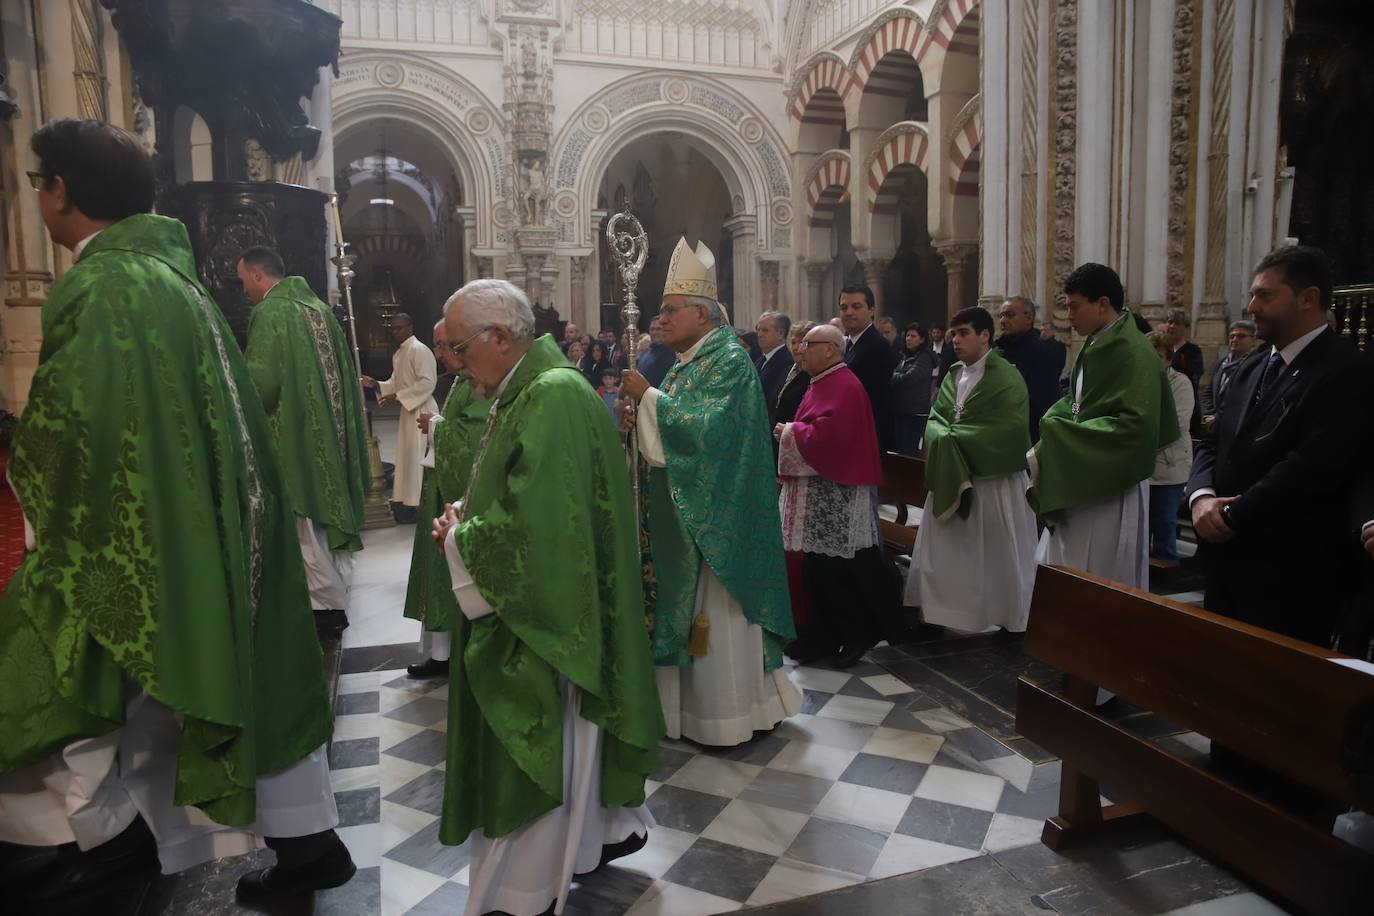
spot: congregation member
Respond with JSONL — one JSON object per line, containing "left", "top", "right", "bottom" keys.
{"left": 774, "top": 320, "right": 816, "bottom": 642}
{"left": 1040, "top": 320, "right": 1069, "bottom": 379}
{"left": 1030, "top": 263, "right": 1177, "bottom": 593}
{"left": 1200, "top": 319, "right": 1258, "bottom": 430}
{"left": 1189, "top": 245, "right": 1374, "bottom": 647}
{"left": 560, "top": 320, "right": 580, "bottom": 353}
{"left": 580, "top": 339, "right": 613, "bottom": 387}
{"left": 738, "top": 329, "right": 764, "bottom": 364}
{"left": 621, "top": 238, "right": 800, "bottom": 746}
{"left": 0, "top": 119, "right": 352, "bottom": 904}
{"left": 931, "top": 323, "right": 958, "bottom": 385}
{"left": 1145, "top": 331, "right": 1195, "bottom": 570}
{"left": 995, "top": 296, "right": 1065, "bottom": 442}
{"left": 777, "top": 324, "right": 888, "bottom": 667}
{"left": 1165, "top": 309, "right": 1205, "bottom": 435}
{"left": 876, "top": 316, "right": 899, "bottom": 348}
{"left": 239, "top": 245, "right": 370, "bottom": 636}
{"left": 361, "top": 312, "right": 438, "bottom": 522}
{"left": 567, "top": 338, "right": 586, "bottom": 369}
{"left": 754, "top": 310, "right": 794, "bottom": 424}
{"left": 838, "top": 285, "right": 899, "bottom": 451}
{"left": 598, "top": 368, "right": 621, "bottom": 413}
{"left": 637, "top": 317, "right": 675, "bottom": 388}
{"left": 905, "top": 307, "right": 1037, "bottom": 633}
{"left": 890, "top": 322, "right": 934, "bottom": 456}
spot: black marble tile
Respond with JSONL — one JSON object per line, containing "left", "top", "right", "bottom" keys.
{"left": 739, "top": 768, "right": 834, "bottom": 815}
{"left": 896, "top": 796, "right": 995, "bottom": 849}
{"left": 652, "top": 746, "right": 697, "bottom": 782}
{"left": 330, "top": 737, "right": 379, "bottom": 770}
{"left": 836, "top": 678, "right": 887, "bottom": 700}
{"left": 784, "top": 818, "right": 888, "bottom": 875}
{"left": 383, "top": 820, "right": 469, "bottom": 879}
{"left": 334, "top": 691, "right": 379, "bottom": 716}
{"left": 335, "top": 787, "right": 381, "bottom": 828}
{"left": 901, "top": 691, "right": 944, "bottom": 713}
{"left": 384, "top": 768, "right": 448, "bottom": 816}
{"left": 801, "top": 689, "right": 834, "bottom": 715}
{"left": 662, "top": 837, "right": 776, "bottom": 902}
{"left": 383, "top": 673, "right": 449, "bottom": 691}
{"left": 880, "top": 706, "right": 940, "bottom": 733}
{"left": 878, "top": 659, "right": 1019, "bottom": 741}
{"left": 803, "top": 659, "right": 887, "bottom": 677}
{"left": 381, "top": 696, "right": 448, "bottom": 727}
{"left": 1003, "top": 736, "right": 1056, "bottom": 765}
{"left": 645, "top": 784, "right": 731, "bottom": 834}
{"left": 405, "top": 879, "right": 469, "bottom": 916}
{"left": 995, "top": 783, "right": 1062, "bottom": 821}
{"left": 932, "top": 744, "right": 994, "bottom": 776}
{"left": 564, "top": 867, "right": 656, "bottom": 915}
{"left": 701, "top": 733, "right": 788, "bottom": 767}
{"left": 316, "top": 865, "right": 381, "bottom": 916}
{"left": 339, "top": 642, "right": 423, "bottom": 674}
{"left": 384, "top": 728, "right": 448, "bottom": 767}
{"left": 132, "top": 849, "right": 275, "bottom": 916}
{"left": 839, "top": 753, "right": 928, "bottom": 795}
{"left": 895, "top": 630, "right": 1020, "bottom": 659}
{"left": 943, "top": 727, "right": 1015, "bottom": 762}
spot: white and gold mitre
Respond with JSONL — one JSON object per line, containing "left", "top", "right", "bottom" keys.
{"left": 662, "top": 238, "right": 718, "bottom": 301}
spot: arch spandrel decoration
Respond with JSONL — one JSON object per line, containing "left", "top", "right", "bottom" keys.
{"left": 803, "top": 149, "right": 851, "bottom": 227}
{"left": 947, "top": 92, "right": 982, "bottom": 196}
{"left": 550, "top": 73, "right": 794, "bottom": 253}
{"left": 866, "top": 121, "right": 931, "bottom": 211}
{"left": 787, "top": 51, "right": 855, "bottom": 126}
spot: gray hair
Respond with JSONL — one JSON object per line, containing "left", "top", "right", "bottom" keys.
{"left": 684, "top": 294, "right": 729, "bottom": 327}
{"left": 1005, "top": 295, "right": 1037, "bottom": 317}
{"left": 1229, "top": 319, "right": 1257, "bottom": 335}
{"left": 445, "top": 278, "right": 535, "bottom": 342}
{"left": 759, "top": 310, "right": 791, "bottom": 337}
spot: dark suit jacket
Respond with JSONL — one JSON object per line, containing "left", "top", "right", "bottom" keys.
{"left": 995, "top": 332, "right": 1062, "bottom": 442}
{"left": 845, "top": 323, "right": 900, "bottom": 452}
{"left": 756, "top": 346, "right": 795, "bottom": 424}
{"left": 935, "top": 341, "right": 958, "bottom": 386}
{"left": 1172, "top": 341, "right": 1205, "bottom": 436}
{"left": 1187, "top": 328, "right": 1374, "bottom": 645}
{"left": 1200, "top": 350, "right": 1252, "bottom": 417}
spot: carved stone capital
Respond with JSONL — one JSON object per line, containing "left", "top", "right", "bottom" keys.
{"left": 935, "top": 242, "right": 978, "bottom": 273}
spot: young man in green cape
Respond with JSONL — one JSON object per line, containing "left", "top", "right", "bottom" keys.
{"left": 621, "top": 238, "right": 801, "bottom": 746}
{"left": 430, "top": 279, "right": 662, "bottom": 916}
{"left": 1029, "top": 263, "right": 1178, "bottom": 592}
{"left": 904, "top": 307, "right": 1040, "bottom": 633}
{"left": 400, "top": 317, "right": 491, "bottom": 678}
{"left": 0, "top": 120, "right": 352, "bottom": 904}
{"left": 238, "top": 246, "right": 370, "bottom": 635}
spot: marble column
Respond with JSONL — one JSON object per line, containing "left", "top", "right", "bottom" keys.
{"left": 981, "top": 0, "right": 1010, "bottom": 305}
{"left": 569, "top": 256, "right": 589, "bottom": 330}
{"left": 1141, "top": 0, "right": 1175, "bottom": 307}
{"left": 804, "top": 262, "right": 829, "bottom": 322}
{"left": 1075, "top": 0, "right": 1116, "bottom": 265}
{"left": 759, "top": 260, "right": 780, "bottom": 313}
{"left": 724, "top": 214, "right": 758, "bottom": 328}
{"left": 309, "top": 64, "right": 338, "bottom": 302}
{"left": 937, "top": 243, "right": 978, "bottom": 319}
{"left": 862, "top": 257, "right": 889, "bottom": 314}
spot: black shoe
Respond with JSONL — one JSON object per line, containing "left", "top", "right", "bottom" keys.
{"left": 406, "top": 657, "right": 449, "bottom": 679}
{"left": 391, "top": 504, "right": 419, "bottom": 525}
{"left": 830, "top": 641, "right": 875, "bottom": 669}
{"left": 21, "top": 816, "right": 158, "bottom": 902}
{"left": 595, "top": 832, "right": 647, "bottom": 871}
{"left": 236, "top": 833, "right": 356, "bottom": 903}
{"left": 315, "top": 609, "right": 349, "bottom": 636}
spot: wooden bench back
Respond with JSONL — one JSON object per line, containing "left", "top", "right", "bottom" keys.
{"left": 1023, "top": 565, "right": 1374, "bottom": 806}
{"left": 876, "top": 452, "right": 926, "bottom": 556}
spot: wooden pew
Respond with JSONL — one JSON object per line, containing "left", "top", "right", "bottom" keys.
{"left": 876, "top": 452, "right": 926, "bottom": 557}
{"left": 1016, "top": 565, "right": 1374, "bottom": 915}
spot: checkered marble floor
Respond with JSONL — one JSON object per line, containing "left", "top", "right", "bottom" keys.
{"left": 327, "top": 659, "right": 1069, "bottom": 916}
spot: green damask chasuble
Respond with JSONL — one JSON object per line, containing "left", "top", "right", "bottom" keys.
{"left": 439, "top": 336, "right": 662, "bottom": 842}
{"left": 925, "top": 351, "right": 1032, "bottom": 521}
{"left": 644, "top": 325, "right": 795, "bottom": 670}
{"left": 403, "top": 381, "right": 492, "bottom": 633}
{"left": 244, "top": 276, "right": 370, "bottom": 551}
{"left": 0, "top": 214, "right": 332, "bottom": 826}
{"left": 1029, "top": 312, "right": 1180, "bottom": 517}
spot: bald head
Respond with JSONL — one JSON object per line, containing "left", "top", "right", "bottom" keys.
{"left": 798, "top": 322, "right": 846, "bottom": 375}
{"left": 809, "top": 324, "right": 844, "bottom": 347}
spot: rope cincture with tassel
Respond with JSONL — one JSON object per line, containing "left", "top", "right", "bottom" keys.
{"left": 687, "top": 609, "right": 710, "bottom": 658}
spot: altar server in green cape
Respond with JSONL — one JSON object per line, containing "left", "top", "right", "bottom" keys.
{"left": 0, "top": 120, "right": 353, "bottom": 904}
{"left": 431, "top": 279, "right": 662, "bottom": 916}
{"left": 1029, "top": 263, "right": 1178, "bottom": 592}
{"left": 621, "top": 238, "right": 801, "bottom": 747}
{"left": 238, "top": 246, "right": 370, "bottom": 635}
{"left": 400, "top": 317, "right": 491, "bottom": 679}
{"left": 904, "top": 307, "right": 1040, "bottom": 633}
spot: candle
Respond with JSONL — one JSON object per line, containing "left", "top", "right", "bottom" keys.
{"left": 330, "top": 195, "right": 345, "bottom": 248}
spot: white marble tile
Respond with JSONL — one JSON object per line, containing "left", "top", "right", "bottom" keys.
{"left": 380, "top": 857, "right": 448, "bottom": 916}
{"left": 868, "top": 832, "right": 981, "bottom": 879}
{"left": 332, "top": 714, "right": 383, "bottom": 742}
{"left": 768, "top": 742, "right": 859, "bottom": 781}
{"left": 860, "top": 727, "right": 944, "bottom": 764}
{"left": 914, "top": 765, "right": 1005, "bottom": 812}
{"left": 379, "top": 717, "right": 427, "bottom": 749}
{"left": 1161, "top": 893, "right": 1291, "bottom": 916}
{"left": 981, "top": 812, "right": 1044, "bottom": 852}
{"left": 336, "top": 821, "right": 383, "bottom": 869}
{"left": 860, "top": 674, "right": 915, "bottom": 696}
{"left": 913, "top": 708, "right": 974, "bottom": 733}
{"left": 330, "top": 764, "right": 380, "bottom": 792}
{"left": 612, "top": 825, "right": 698, "bottom": 880}
{"left": 624, "top": 880, "right": 741, "bottom": 915}
{"left": 981, "top": 752, "right": 1034, "bottom": 793}
{"left": 789, "top": 666, "right": 854, "bottom": 694}
{"left": 453, "top": 864, "right": 470, "bottom": 885}
{"left": 700, "top": 799, "right": 810, "bottom": 856}
{"left": 666, "top": 756, "right": 763, "bottom": 799}
{"left": 812, "top": 782, "right": 910, "bottom": 834}
{"left": 336, "top": 671, "right": 380, "bottom": 695}
{"left": 380, "top": 756, "right": 434, "bottom": 795}
{"left": 814, "top": 694, "right": 894, "bottom": 726}
{"left": 379, "top": 800, "right": 439, "bottom": 858}
{"left": 744, "top": 857, "right": 863, "bottom": 907}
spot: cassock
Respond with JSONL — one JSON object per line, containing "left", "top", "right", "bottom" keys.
{"left": 905, "top": 350, "right": 1039, "bottom": 632}
{"left": 638, "top": 325, "right": 801, "bottom": 746}
{"left": 1030, "top": 312, "right": 1177, "bottom": 590}
{"left": 0, "top": 215, "right": 338, "bottom": 870}
{"left": 438, "top": 336, "right": 661, "bottom": 916}
{"left": 245, "top": 276, "right": 370, "bottom": 614}
{"left": 777, "top": 362, "right": 887, "bottom": 657}
{"left": 380, "top": 335, "right": 438, "bottom": 507}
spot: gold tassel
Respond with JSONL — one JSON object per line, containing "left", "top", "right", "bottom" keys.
{"left": 687, "top": 612, "right": 710, "bottom": 657}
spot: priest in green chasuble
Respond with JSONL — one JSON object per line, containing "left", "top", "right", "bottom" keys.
{"left": 430, "top": 279, "right": 662, "bottom": 916}
{"left": 621, "top": 238, "right": 801, "bottom": 747}
{"left": 1029, "top": 263, "right": 1178, "bottom": 593}
{"left": 0, "top": 120, "right": 353, "bottom": 903}
{"left": 238, "top": 246, "right": 370, "bottom": 635}
{"left": 904, "top": 307, "right": 1040, "bottom": 633}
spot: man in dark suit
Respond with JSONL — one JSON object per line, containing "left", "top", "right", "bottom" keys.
{"left": 1188, "top": 245, "right": 1374, "bottom": 647}
{"left": 1199, "top": 319, "right": 1258, "bottom": 430}
{"left": 1166, "top": 309, "right": 1205, "bottom": 436}
{"left": 838, "top": 285, "right": 899, "bottom": 451}
{"left": 995, "top": 296, "right": 1062, "bottom": 442}
{"left": 754, "top": 310, "right": 794, "bottom": 424}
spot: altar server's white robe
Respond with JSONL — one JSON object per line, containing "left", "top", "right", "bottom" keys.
{"left": 379, "top": 335, "right": 438, "bottom": 507}
{"left": 1036, "top": 482, "right": 1150, "bottom": 591}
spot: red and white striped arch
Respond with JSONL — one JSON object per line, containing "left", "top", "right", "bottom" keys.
{"left": 867, "top": 125, "right": 931, "bottom": 213}
{"left": 804, "top": 152, "right": 852, "bottom": 228}
{"left": 851, "top": 11, "right": 929, "bottom": 96}
{"left": 925, "top": 0, "right": 983, "bottom": 58}
{"left": 788, "top": 54, "right": 855, "bottom": 126}
{"left": 948, "top": 105, "right": 982, "bottom": 197}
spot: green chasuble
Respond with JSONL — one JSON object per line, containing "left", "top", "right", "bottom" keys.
{"left": 402, "top": 381, "right": 492, "bottom": 633}
{"left": 0, "top": 214, "right": 332, "bottom": 826}
{"left": 439, "top": 335, "right": 662, "bottom": 842}
{"left": 1029, "top": 312, "right": 1180, "bottom": 517}
{"left": 644, "top": 325, "right": 794, "bottom": 670}
{"left": 244, "top": 276, "right": 370, "bottom": 551}
{"left": 925, "top": 351, "right": 1032, "bottom": 521}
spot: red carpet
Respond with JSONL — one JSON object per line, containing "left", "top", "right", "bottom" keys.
{"left": 0, "top": 451, "right": 27, "bottom": 590}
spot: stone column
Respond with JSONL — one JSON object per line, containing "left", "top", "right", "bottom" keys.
{"left": 1141, "top": 0, "right": 1175, "bottom": 307}
{"left": 759, "top": 260, "right": 780, "bottom": 313}
{"left": 723, "top": 214, "right": 758, "bottom": 328}
{"left": 569, "top": 256, "right": 589, "bottom": 330}
{"left": 981, "top": 0, "right": 1010, "bottom": 304}
{"left": 309, "top": 64, "right": 338, "bottom": 302}
{"left": 1196, "top": 0, "right": 1235, "bottom": 354}
{"left": 862, "top": 257, "right": 889, "bottom": 313}
{"left": 804, "top": 262, "right": 829, "bottom": 322}
{"left": 1074, "top": 0, "right": 1115, "bottom": 264}
{"left": 937, "top": 243, "right": 979, "bottom": 319}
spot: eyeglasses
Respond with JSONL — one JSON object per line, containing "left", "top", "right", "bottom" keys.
{"left": 447, "top": 327, "right": 490, "bottom": 357}
{"left": 26, "top": 170, "right": 46, "bottom": 191}
{"left": 799, "top": 339, "right": 837, "bottom": 350}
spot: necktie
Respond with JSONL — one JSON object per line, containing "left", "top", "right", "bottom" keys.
{"left": 1253, "top": 350, "right": 1284, "bottom": 405}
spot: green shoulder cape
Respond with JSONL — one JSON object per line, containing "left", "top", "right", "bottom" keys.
{"left": 0, "top": 214, "right": 331, "bottom": 825}
{"left": 1029, "top": 312, "right": 1180, "bottom": 516}
{"left": 403, "top": 381, "right": 492, "bottom": 632}
{"left": 925, "top": 351, "right": 1032, "bottom": 520}
{"left": 645, "top": 325, "right": 794, "bottom": 670}
{"left": 244, "top": 276, "right": 370, "bottom": 551}
{"left": 440, "top": 335, "right": 662, "bottom": 842}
